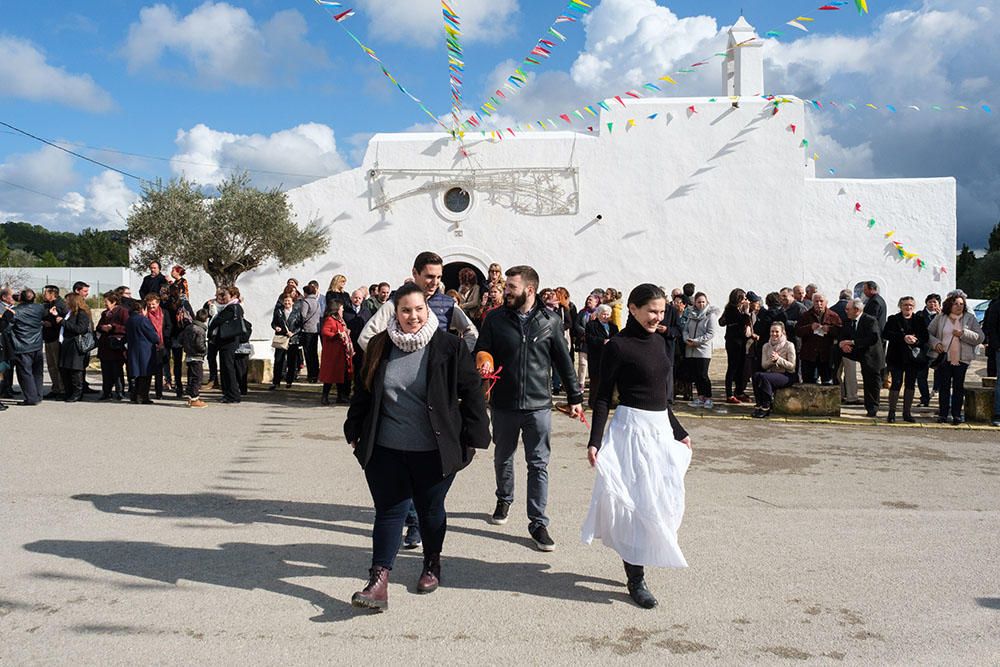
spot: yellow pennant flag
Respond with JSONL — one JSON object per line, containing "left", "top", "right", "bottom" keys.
{"left": 659, "top": 75, "right": 677, "bottom": 84}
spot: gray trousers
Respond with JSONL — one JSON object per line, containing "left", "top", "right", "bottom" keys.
{"left": 492, "top": 408, "right": 552, "bottom": 530}
{"left": 44, "top": 341, "right": 64, "bottom": 394}
{"left": 839, "top": 358, "right": 859, "bottom": 402}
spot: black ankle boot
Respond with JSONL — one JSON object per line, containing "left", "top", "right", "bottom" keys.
{"left": 623, "top": 562, "right": 657, "bottom": 609}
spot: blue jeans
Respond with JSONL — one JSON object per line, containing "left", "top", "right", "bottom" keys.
{"left": 492, "top": 408, "right": 552, "bottom": 530}
{"left": 364, "top": 447, "right": 454, "bottom": 569}
{"left": 937, "top": 362, "right": 969, "bottom": 420}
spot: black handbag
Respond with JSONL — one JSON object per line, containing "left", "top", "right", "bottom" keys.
{"left": 76, "top": 330, "right": 97, "bottom": 354}
{"left": 107, "top": 335, "right": 126, "bottom": 351}
{"left": 218, "top": 313, "right": 246, "bottom": 341}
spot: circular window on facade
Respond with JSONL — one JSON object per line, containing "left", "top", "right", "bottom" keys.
{"left": 444, "top": 186, "right": 472, "bottom": 214}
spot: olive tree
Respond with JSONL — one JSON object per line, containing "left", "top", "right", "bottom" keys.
{"left": 127, "top": 172, "right": 328, "bottom": 288}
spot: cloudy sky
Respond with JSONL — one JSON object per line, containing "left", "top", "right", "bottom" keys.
{"left": 0, "top": 1, "right": 996, "bottom": 248}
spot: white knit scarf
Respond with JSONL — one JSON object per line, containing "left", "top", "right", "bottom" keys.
{"left": 386, "top": 309, "right": 439, "bottom": 352}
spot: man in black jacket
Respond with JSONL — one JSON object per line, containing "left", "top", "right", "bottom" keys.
{"left": 983, "top": 296, "right": 999, "bottom": 426}
{"left": 139, "top": 261, "right": 168, "bottom": 299}
{"left": 41, "top": 285, "right": 68, "bottom": 398}
{"left": 839, "top": 298, "right": 885, "bottom": 417}
{"left": 0, "top": 287, "right": 16, "bottom": 398}
{"left": 862, "top": 281, "right": 888, "bottom": 385}
{"left": 8, "top": 289, "right": 48, "bottom": 406}
{"left": 475, "top": 265, "right": 583, "bottom": 552}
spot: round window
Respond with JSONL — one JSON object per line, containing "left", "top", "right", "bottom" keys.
{"left": 444, "top": 187, "right": 472, "bottom": 214}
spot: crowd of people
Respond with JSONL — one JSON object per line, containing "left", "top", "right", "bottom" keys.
{"left": 2, "top": 253, "right": 999, "bottom": 612}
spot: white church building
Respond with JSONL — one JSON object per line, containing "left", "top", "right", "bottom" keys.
{"left": 239, "top": 17, "right": 955, "bottom": 342}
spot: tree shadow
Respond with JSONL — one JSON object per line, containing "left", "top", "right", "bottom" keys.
{"left": 23, "top": 540, "right": 623, "bottom": 623}
{"left": 975, "top": 597, "right": 1000, "bottom": 610}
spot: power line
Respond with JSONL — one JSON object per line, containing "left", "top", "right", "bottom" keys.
{"left": 2, "top": 126, "right": 341, "bottom": 181}
{"left": 0, "top": 178, "right": 82, "bottom": 206}
{"left": 0, "top": 120, "right": 143, "bottom": 182}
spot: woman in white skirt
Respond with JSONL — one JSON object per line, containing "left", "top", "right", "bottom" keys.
{"left": 582, "top": 284, "right": 692, "bottom": 609}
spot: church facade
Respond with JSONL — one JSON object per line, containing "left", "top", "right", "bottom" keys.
{"left": 237, "top": 18, "right": 955, "bottom": 344}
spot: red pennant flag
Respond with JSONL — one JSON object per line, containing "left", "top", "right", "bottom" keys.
{"left": 614, "top": 95, "right": 625, "bottom": 107}
{"left": 789, "top": 124, "right": 797, "bottom": 134}
{"left": 559, "top": 114, "right": 572, "bottom": 123}
{"left": 854, "top": 202, "right": 862, "bottom": 213}
{"left": 687, "top": 105, "right": 697, "bottom": 114}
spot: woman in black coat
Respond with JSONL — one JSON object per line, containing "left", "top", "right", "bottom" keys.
{"left": 207, "top": 286, "right": 246, "bottom": 404}
{"left": 343, "top": 283, "right": 490, "bottom": 611}
{"left": 269, "top": 295, "right": 304, "bottom": 390}
{"left": 883, "top": 296, "right": 929, "bottom": 423}
{"left": 58, "top": 293, "right": 95, "bottom": 402}
{"left": 585, "top": 304, "right": 619, "bottom": 406}
{"left": 96, "top": 291, "right": 129, "bottom": 400}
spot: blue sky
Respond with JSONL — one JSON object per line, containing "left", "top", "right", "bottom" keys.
{"left": 1, "top": 1, "right": 996, "bottom": 248}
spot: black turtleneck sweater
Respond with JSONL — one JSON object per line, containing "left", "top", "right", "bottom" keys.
{"left": 589, "top": 317, "right": 689, "bottom": 449}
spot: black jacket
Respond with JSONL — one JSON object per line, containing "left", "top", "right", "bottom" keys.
{"left": 271, "top": 304, "right": 304, "bottom": 345}
{"left": 58, "top": 310, "right": 94, "bottom": 370}
{"left": 754, "top": 307, "right": 789, "bottom": 341}
{"left": 344, "top": 330, "right": 491, "bottom": 477}
{"left": 139, "top": 273, "right": 168, "bottom": 299}
{"left": 8, "top": 303, "right": 47, "bottom": 354}
{"left": 883, "top": 313, "right": 929, "bottom": 368}
{"left": 475, "top": 305, "right": 583, "bottom": 409}
{"left": 864, "top": 293, "right": 887, "bottom": 333}
{"left": 983, "top": 298, "right": 999, "bottom": 347}
{"left": 208, "top": 303, "right": 246, "bottom": 350}
{"left": 41, "top": 297, "right": 68, "bottom": 344}
{"left": 657, "top": 304, "right": 682, "bottom": 357}
{"left": 842, "top": 313, "right": 885, "bottom": 370}
{"left": 719, "top": 305, "right": 751, "bottom": 343}
{"left": 585, "top": 319, "right": 619, "bottom": 375}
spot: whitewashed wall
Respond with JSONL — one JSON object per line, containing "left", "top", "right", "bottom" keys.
{"left": 228, "top": 94, "right": 954, "bottom": 347}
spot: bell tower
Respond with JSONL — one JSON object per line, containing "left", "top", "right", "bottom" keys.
{"left": 722, "top": 16, "right": 764, "bottom": 97}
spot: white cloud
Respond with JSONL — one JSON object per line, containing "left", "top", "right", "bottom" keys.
{"left": 171, "top": 123, "right": 350, "bottom": 189}
{"left": 122, "top": 2, "right": 328, "bottom": 87}
{"left": 0, "top": 146, "right": 138, "bottom": 231}
{"left": 0, "top": 36, "right": 114, "bottom": 112}
{"left": 84, "top": 172, "right": 139, "bottom": 229}
{"left": 570, "top": 0, "right": 720, "bottom": 93}
{"left": 763, "top": 0, "right": 1000, "bottom": 245}
{"left": 357, "top": 0, "right": 519, "bottom": 49}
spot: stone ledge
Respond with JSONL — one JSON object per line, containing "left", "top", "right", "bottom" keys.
{"left": 772, "top": 384, "right": 841, "bottom": 417}
{"left": 983, "top": 377, "right": 996, "bottom": 389}
{"left": 246, "top": 358, "right": 273, "bottom": 385}
{"left": 964, "top": 387, "right": 995, "bottom": 424}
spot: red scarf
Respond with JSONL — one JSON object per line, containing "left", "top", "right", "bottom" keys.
{"left": 147, "top": 307, "right": 165, "bottom": 345}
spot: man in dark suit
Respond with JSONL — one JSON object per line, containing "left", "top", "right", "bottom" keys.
{"left": 839, "top": 298, "right": 885, "bottom": 417}
{"left": 863, "top": 281, "right": 888, "bottom": 385}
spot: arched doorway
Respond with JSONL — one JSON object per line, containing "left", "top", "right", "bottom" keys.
{"left": 443, "top": 262, "right": 486, "bottom": 294}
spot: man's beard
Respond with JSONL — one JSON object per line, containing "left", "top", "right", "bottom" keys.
{"left": 505, "top": 292, "right": 527, "bottom": 310}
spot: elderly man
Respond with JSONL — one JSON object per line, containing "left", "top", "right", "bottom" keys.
{"left": 7, "top": 289, "right": 48, "bottom": 406}
{"left": 40, "top": 285, "right": 69, "bottom": 398}
{"left": 802, "top": 284, "right": 818, "bottom": 310}
{"left": 830, "top": 289, "right": 859, "bottom": 403}
{"left": 839, "top": 298, "right": 885, "bottom": 417}
{"left": 796, "top": 293, "right": 842, "bottom": 384}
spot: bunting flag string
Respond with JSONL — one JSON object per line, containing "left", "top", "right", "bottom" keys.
{"left": 801, "top": 99, "right": 992, "bottom": 115}
{"left": 442, "top": 1, "right": 464, "bottom": 125}
{"left": 459, "top": 0, "right": 592, "bottom": 131}
{"left": 312, "top": 1, "right": 449, "bottom": 131}
{"left": 472, "top": 2, "right": 870, "bottom": 136}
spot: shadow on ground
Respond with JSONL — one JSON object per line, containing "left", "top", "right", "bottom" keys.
{"left": 24, "top": 539, "right": 623, "bottom": 623}
{"left": 24, "top": 493, "right": 623, "bottom": 622}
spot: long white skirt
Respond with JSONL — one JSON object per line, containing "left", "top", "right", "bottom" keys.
{"left": 581, "top": 406, "right": 692, "bottom": 568}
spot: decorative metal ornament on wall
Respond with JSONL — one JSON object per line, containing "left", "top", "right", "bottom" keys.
{"left": 367, "top": 167, "right": 579, "bottom": 218}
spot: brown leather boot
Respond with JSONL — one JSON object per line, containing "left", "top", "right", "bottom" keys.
{"left": 351, "top": 566, "right": 389, "bottom": 610}
{"left": 417, "top": 554, "right": 441, "bottom": 594}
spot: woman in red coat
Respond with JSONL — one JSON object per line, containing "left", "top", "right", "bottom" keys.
{"left": 319, "top": 301, "right": 353, "bottom": 405}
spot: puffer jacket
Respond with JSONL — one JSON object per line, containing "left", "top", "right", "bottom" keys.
{"left": 927, "top": 311, "right": 984, "bottom": 365}
{"left": 683, "top": 306, "right": 719, "bottom": 359}
{"left": 475, "top": 304, "right": 583, "bottom": 410}
{"left": 8, "top": 302, "right": 46, "bottom": 354}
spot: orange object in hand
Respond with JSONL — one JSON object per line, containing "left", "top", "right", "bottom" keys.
{"left": 476, "top": 351, "right": 495, "bottom": 375}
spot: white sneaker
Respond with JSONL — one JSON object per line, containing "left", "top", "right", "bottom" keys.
{"left": 703, "top": 399, "right": 714, "bottom": 410}
{"left": 688, "top": 398, "right": 704, "bottom": 408}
